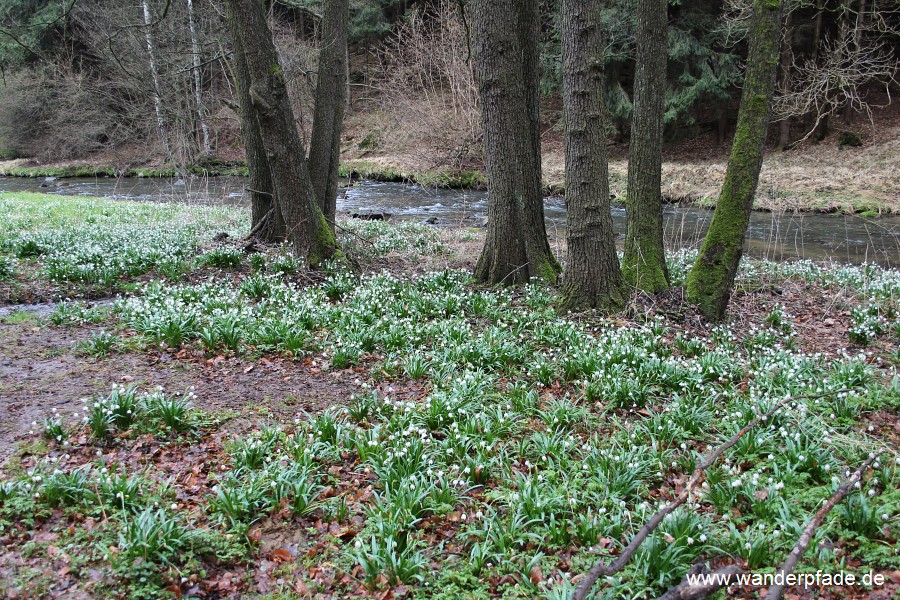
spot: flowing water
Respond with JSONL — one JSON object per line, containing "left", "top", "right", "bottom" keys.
{"left": 2, "top": 175, "right": 899, "bottom": 266}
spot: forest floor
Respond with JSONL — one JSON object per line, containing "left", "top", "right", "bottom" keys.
{"left": 0, "top": 193, "right": 899, "bottom": 599}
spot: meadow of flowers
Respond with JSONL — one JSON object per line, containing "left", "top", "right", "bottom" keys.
{"left": 0, "top": 194, "right": 897, "bottom": 598}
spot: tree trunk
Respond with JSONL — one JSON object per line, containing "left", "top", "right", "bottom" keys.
{"left": 778, "top": 10, "right": 793, "bottom": 149}
{"left": 558, "top": 0, "right": 624, "bottom": 311}
{"left": 472, "top": 0, "right": 559, "bottom": 285}
{"left": 141, "top": 0, "right": 172, "bottom": 162}
{"left": 308, "top": 0, "right": 349, "bottom": 228}
{"left": 227, "top": 0, "right": 286, "bottom": 243}
{"left": 187, "top": 0, "right": 211, "bottom": 157}
{"left": 685, "top": 0, "right": 782, "bottom": 321}
{"left": 718, "top": 109, "right": 728, "bottom": 145}
{"left": 225, "top": 0, "right": 338, "bottom": 265}
{"left": 621, "top": 0, "right": 669, "bottom": 294}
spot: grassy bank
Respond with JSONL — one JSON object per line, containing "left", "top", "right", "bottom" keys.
{"left": 0, "top": 159, "right": 484, "bottom": 191}
{"left": 0, "top": 159, "right": 250, "bottom": 179}
{"left": 0, "top": 193, "right": 898, "bottom": 599}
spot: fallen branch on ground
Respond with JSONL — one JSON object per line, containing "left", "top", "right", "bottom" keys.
{"left": 763, "top": 451, "right": 884, "bottom": 600}
{"left": 572, "top": 388, "right": 851, "bottom": 600}
{"left": 657, "top": 563, "right": 744, "bottom": 600}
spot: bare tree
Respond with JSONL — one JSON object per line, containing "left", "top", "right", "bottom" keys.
{"left": 186, "top": 0, "right": 211, "bottom": 157}
{"left": 726, "top": 0, "right": 900, "bottom": 144}
{"left": 375, "top": 0, "right": 482, "bottom": 169}
{"left": 777, "top": 10, "right": 793, "bottom": 148}
{"left": 141, "top": 0, "right": 172, "bottom": 161}
{"left": 774, "top": 28, "right": 897, "bottom": 143}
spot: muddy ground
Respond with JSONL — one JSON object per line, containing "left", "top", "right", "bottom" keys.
{"left": 0, "top": 323, "right": 440, "bottom": 468}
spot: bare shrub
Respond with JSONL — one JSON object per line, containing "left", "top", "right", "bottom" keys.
{"left": 272, "top": 18, "right": 320, "bottom": 149}
{"left": 774, "top": 32, "right": 897, "bottom": 140}
{"left": 375, "top": 0, "right": 481, "bottom": 168}
{"left": 722, "top": 0, "right": 898, "bottom": 143}
{"left": 0, "top": 67, "right": 130, "bottom": 161}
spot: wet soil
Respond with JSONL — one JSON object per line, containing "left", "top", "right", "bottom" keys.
{"left": 0, "top": 322, "right": 391, "bottom": 465}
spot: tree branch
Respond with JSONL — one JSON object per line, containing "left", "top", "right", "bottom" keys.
{"left": 572, "top": 388, "right": 852, "bottom": 600}
{"left": 657, "top": 563, "right": 744, "bottom": 600}
{"left": 763, "top": 451, "right": 884, "bottom": 600}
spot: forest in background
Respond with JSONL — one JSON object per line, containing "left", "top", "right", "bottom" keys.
{"left": 0, "top": 0, "right": 897, "bottom": 170}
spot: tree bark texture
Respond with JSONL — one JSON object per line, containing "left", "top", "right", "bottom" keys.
{"left": 227, "top": 0, "right": 286, "bottom": 243}
{"left": 685, "top": 0, "right": 783, "bottom": 321}
{"left": 226, "top": 0, "right": 338, "bottom": 264}
{"left": 308, "top": 0, "right": 349, "bottom": 227}
{"left": 472, "top": 0, "right": 559, "bottom": 285}
{"left": 621, "top": 0, "right": 670, "bottom": 294}
{"left": 558, "top": 0, "right": 625, "bottom": 311}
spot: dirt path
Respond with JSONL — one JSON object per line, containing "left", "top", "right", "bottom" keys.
{"left": 0, "top": 322, "right": 376, "bottom": 463}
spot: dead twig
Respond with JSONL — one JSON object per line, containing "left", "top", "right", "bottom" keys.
{"left": 244, "top": 206, "right": 275, "bottom": 241}
{"left": 572, "top": 388, "right": 852, "bottom": 600}
{"left": 763, "top": 451, "right": 884, "bottom": 600}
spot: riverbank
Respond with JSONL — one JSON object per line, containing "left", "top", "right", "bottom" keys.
{"left": 0, "top": 158, "right": 250, "bottom": 179}
{"left": 3, "top": 113, "right": 899, "bottom": 216}
{"left": 340, "top": 101, "right": 900, "bottom": 216}
{"left": 0, "top": 196, "right": 898, "bottom": 598}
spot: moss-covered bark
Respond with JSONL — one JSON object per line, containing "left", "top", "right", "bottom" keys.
{"left": 472, "top": 0, "right": 560, "bottom": 285}
{"left": 685, "top": 0, "right": 783, "bottom": 320}
{"left": 226, "top": 0, "right": 337, "bottom": 265}
{"left": 621, "top": 0, "right": 670, "bottom": 295}
{"left": 558, "top": 0, "right": 625, "bottom": 311}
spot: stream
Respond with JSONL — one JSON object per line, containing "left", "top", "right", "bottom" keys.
{"left": 2, "top": 175, "right": 898, "bottom": 266}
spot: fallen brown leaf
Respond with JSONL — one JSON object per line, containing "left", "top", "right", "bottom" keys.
{"left": 272, "top": 548, "right": 292, "bottom": 563}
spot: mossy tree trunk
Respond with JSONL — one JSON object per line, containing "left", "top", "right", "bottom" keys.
{"left": 685, "top": 0, "right": 783, "bottom": 320}
{"left": 308, "top": 0, "right": 349, "bottom": 228}
{"left": 621, "top": 0, "right": 670, "bottom": 294}
{"left": 226, "top": 0, "right": 338, "bottom": 265}
{"left": 472, "top": 0, "right": 560, "bottom": 285}
{"left": 558, "top": 0, "right": 624, "bottom": 311}
{"left": 227, "top": 0, "right": 286, "bottom": 243}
